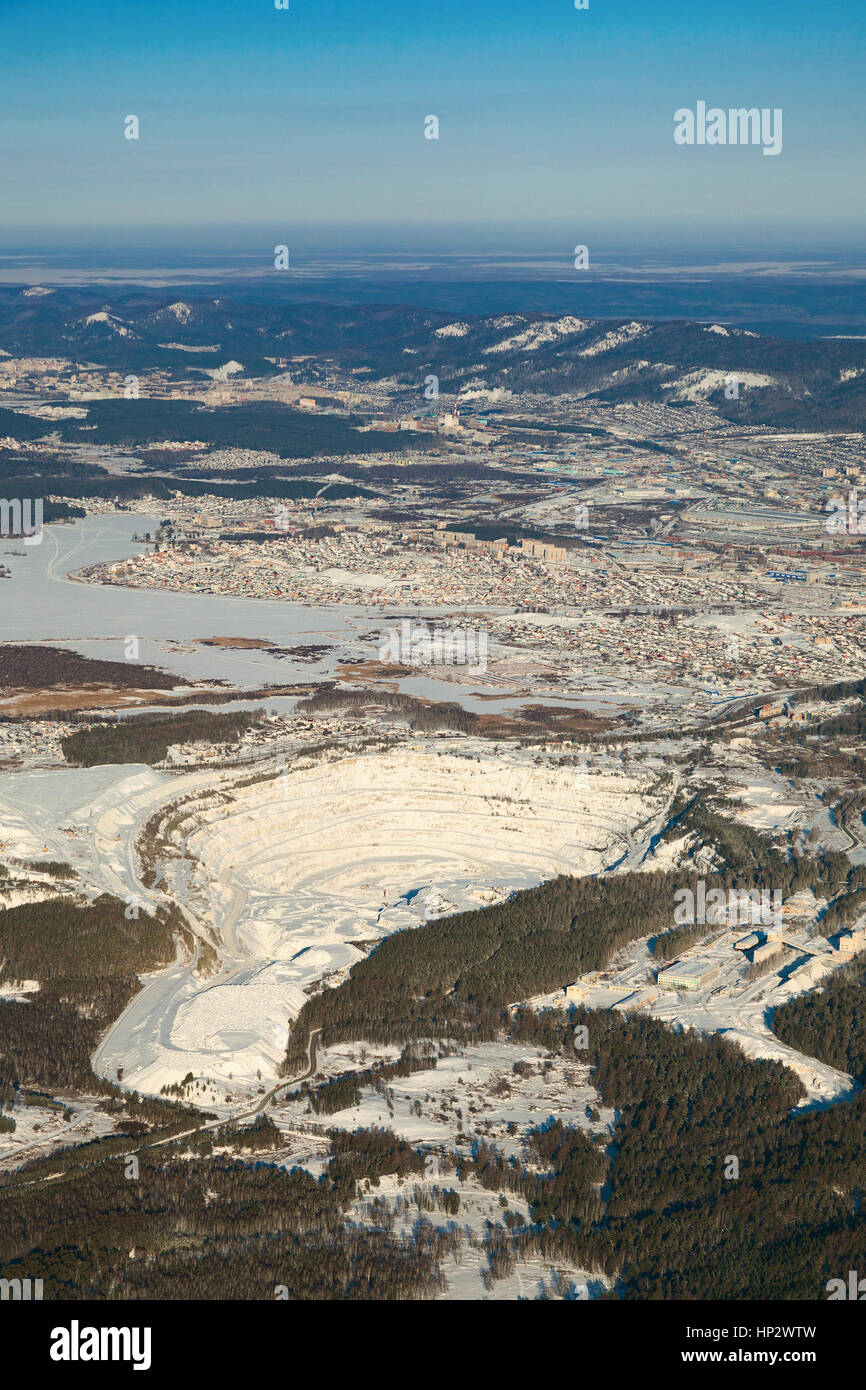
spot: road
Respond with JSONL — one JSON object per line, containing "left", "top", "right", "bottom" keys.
{"left": 5, "top": 1028, "right": 324, "bottom": 1193}
{"left": 149, "top": 1025, "right": 323, "bottom": 1143}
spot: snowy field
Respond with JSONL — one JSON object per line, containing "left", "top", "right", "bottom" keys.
{"left": 271, "top": 1039, "right": 617, "bottom": 1155}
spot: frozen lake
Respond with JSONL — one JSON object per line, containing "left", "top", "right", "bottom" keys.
{"left": 0, "top": 512, "right": 376, "bottom": 686}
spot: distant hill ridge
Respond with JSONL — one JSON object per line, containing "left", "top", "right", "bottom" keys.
{"left": 1, "top": 288, "right": 865, "bottom": 429}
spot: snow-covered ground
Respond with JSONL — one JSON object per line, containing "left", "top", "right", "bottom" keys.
{"left": 3, "top": 711, "right": 860, "bottom": 1163}
{"left": 273, "top": 1039, "right": 616, "bottom": 1154}
{"left": 0, "top": 1094, "right": 119, "bottom": 1175}
{"left": 351, "top": 1170, "right": 611, "bottom": 1301}
{"left": 263, "top": 1038, "right": 616, "bottom": 1300}
{"left": 90, "top": 749, "right": 662, "bottom": 1099}
{"left": 0, "top": 763, "right": 224, "bottom": 907}
{"left": 483, "top": 316, "right": 589, "bottom": 354}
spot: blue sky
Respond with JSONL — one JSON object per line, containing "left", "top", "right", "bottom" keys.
{"left": 1, "top": 0, "right": 863, "bottom": 252}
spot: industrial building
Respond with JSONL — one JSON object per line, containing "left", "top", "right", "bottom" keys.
{"left": 751, "top": 941, "right": 785, "bottom": 966}
{"left": 734, "top": 931, "right": 763, "bottom": 952}
{"left": 657, "top": 959, "right": 720, "bottom": 992}
{"left": 833, "top": 927, "right": 866, "bottom": 959}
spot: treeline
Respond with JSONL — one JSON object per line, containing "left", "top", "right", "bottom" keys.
{"left": 298, "top": 687, "right": 496, "bottom": 738}
{"left": 0, "top": 989, "right": 134, "bottom": 1092}
{"left": 663, "top": 791, "right": 855, "bottom": 897}
{"left": 0, "top": 473, "right": 174, "bottom": 502}
{"left": 0, "top": 484, "right": 85, "bottom": 524}
{"left": 297, "top": 686, "right": 610, "bottom": 742}
{"left": 12, "top": 859, "right": 76, "bottom": 879}
{"left": 0, "top": 644, "right": 175, "bottom": 692}
{"left": 815, "top": 700, "right": 866, "bottom": 740}
{"left": 1, "top": 1087, "right": 211, "bottom": 1188}
{"left": 299, "top": 1046, "right": 438, "bottom": 1116}
{"left": 0, "top": 895, "right": 177, "bottom": 1092}
{"left": 0, "top": 472, "right": 375, "bottom": 506}
{"left": 0, "top": 682, "right": 304, "bottom": 726}
{"left": 0, "top": 1150, "right": 446, "bottom": 1300}
{"left": 476, "top": 1005, "right": 866, "bottom": 1300}
{"left": 328, "top": 1126, "right": 424, "bottom": 1198}
{"left": 61, "top": 709, "right": 262, "bottom": 767}
{"left": 663, "top": 792, "right": 866, "bottom": 936}
{"left": 215, "top": 1114, "right": 282, "bottom": 1152}
{"left": 757, "top": 735, "right": 866, "bottom": 785}
{"left": 50, "top": 398, "right": 420, "bottom": 462}
{"left": 0, "top": 448, "right": 101, "bottom": 479}
{"left": 651, "top": 920, "right": 718, "bottom": 963}
{"left": 791, "top": 675, "right": 866, "bottom": 707}
{"left": 0, "top": 895, "right": 176, "bottom": 990}
{"left": 818, "top": 886, "right": 866, "bottom": 936}
{"left": 773, "top": 951, "right": 866, "bottom": 1083}
{"left": 470, "top": 1118, "right": 606, "bottom": 1227}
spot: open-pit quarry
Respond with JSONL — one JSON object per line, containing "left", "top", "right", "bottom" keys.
{"left": 88, "top": 744, "right": 666, "bottom": 1103}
